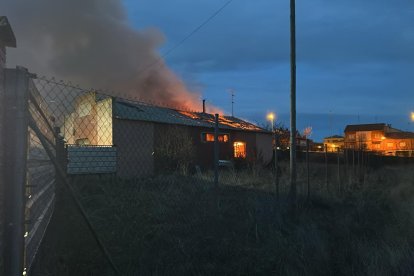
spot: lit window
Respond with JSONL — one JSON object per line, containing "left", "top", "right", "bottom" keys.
{"left": 387, "top": 142, "right": 394, "bottom": 148}
{"left": 374, "top": 133, "right": 381, "bottom": 139}
{"left": 234, "top": 141, "right": 246, "bottom": 158}
{"left": 400, "top": 142, "right": 406, "bottom": 147}
{"left": 202, "top": 133, "right": 229, "bottom": 143}
{"left": 374, "top": 144, "right": 381, "bottom": 149}
{"left": 348, "top": 134, "right": 355, "bottom": 140}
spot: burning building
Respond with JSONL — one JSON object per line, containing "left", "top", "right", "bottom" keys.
{"left": 63, "top": 93, "right": 272, "bottom": 178}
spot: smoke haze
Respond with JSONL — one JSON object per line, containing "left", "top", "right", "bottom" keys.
{"left": 0, "top": 0, "right": 217, "bottom": 112}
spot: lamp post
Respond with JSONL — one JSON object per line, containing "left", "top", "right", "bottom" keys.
{"left": 267, "top": 112, "right": 275, "bottom": 132}
{"left": 411, "top": 112, "right": 414, "bottom": 131}
{"left": 267, "top": 112, "right": 279, "bottom": 199}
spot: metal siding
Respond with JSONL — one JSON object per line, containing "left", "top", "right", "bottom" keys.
{"left": 67, "top": 146, "right": 117, "bottom": 174}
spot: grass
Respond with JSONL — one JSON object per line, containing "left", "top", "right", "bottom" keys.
{"left": 31, "top": 162, "right": 414, "bottom": 275}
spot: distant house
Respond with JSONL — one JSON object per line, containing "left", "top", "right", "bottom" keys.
{"left": 344, "top": 123, "right": 414, "bottom": 156}
{"left": 63, "top": 92, "right": 272, "bottom": 178}
{"left": 323, "top": 135, "right": 344, "bottom": 152}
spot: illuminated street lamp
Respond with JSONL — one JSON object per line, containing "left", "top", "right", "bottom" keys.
{"left": 411, "top": 112, "right": 414, "bottom": 122}
{"left": 267, "top": 112, "right": 276, "bottom": 132}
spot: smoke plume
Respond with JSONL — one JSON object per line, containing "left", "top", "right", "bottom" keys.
{"left": 0, "top": 0, "right": 218, "bottom": 112}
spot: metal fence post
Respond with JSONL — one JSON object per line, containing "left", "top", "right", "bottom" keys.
{"left": 3, "top": 66, "right": 30, "bottom": 276}
{"left": 306, "top": 139, "right": 310, "bottom": 201}
{"left": 325, "top": 144, "right": 329, "bottom": 192}
{"left": 214, "top": 114, "right": 219, "bottom": 188}
{"left": 337, "top": 147, "right": 341, "bottom": 195}
{"left": 274, "top": 133, "right": 279, "bottom": 201}
{"left": 55, "top": 127, "right": 66, "bottom": 205}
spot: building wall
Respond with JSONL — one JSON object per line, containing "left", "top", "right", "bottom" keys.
{"left": 255, "top": 133, "right": 273, "bottom": 164}
{"left": 63, "top": 93, "right": 112, "bottom": 145}
{"left": 153, "top": 124, "right": 272, "bottom": 170}
{"left": 345, "top": 129, "right": 414, "bottom": 156}
{"left": 324, "top": 137, "right": 344, "bottom": 152}
{"left": 345, "top": 130, "right": 385, "bottom": 150}
{"left": 113, "top": 119, "right": 154, "bottom": 178}
{"left": 374, "top": 138, "right": 414, "bottom": 156}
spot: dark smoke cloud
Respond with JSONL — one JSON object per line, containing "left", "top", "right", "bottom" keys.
{"left": 1, "top": 0, "right": 215, "bottom": 112}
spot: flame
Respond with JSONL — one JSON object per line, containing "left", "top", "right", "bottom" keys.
{"left": 177, "top": 111, "right": 264, "bottom": 131}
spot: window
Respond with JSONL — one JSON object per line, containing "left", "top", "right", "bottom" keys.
{"left": 201, "top": 133, "right": 229, "bottom": 143}
{"left": 374, "top": 133, "right": 381, "bottom": 139}
{"left": 374, "top": 144, "right": 381, "bottom": 149}
{"left": 348, "top": 134, "right": 355, "bottom": 140}
{"left": 233, "top": 141, "right": 246, "bottom": 158}
{"left": 399, "top": 142, "right": 406, "bottom": 148}
{"left": 387, "top": 142, "right": 394, "bottom": 148}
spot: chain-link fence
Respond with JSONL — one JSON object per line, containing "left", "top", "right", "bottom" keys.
{"left": 3, "top": 69, "right": 414, "bottom": 275}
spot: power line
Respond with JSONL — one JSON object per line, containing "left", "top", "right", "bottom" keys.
{"left": 137, "top": 0, "right": 234, "bottom": 75}
{"left": 161, "top": 0, "right": 234, "bottom": 59}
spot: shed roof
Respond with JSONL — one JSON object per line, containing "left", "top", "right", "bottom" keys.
{"left": 344, "top": 123, "right": 387, "bottom": 132}
{"left": 114, "top": 99, "right": 268, "bottom": 133}
{"left": 0, "top": 16, "right": 16, "bottom": 47}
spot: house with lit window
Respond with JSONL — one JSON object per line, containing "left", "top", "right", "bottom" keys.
{"left": 323, "top": 135, "right": 344, "bottom": 152}
{"left": 344, "top": 123, "right": 414, "bottom": 156}
{"left": 63, "top": 92, "right": 272, "bottom": 178}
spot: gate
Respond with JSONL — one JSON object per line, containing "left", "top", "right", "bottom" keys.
{"left": 2, "top": 67, "right": 58, "bottom": 275}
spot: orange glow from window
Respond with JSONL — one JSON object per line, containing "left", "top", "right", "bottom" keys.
{"left": 205, "top": 133, "right": 215, "bottom": 142}
{"left": 233, "top": 141, "right": 246, "bottom": 158}
{"left": 203, "top": 133, "right": 229, "bottom": 143}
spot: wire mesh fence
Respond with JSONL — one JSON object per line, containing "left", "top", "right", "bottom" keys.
{"left": 3, "top": 70, "right": 414, "bottom": 275}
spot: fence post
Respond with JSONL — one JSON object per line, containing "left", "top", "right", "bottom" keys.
{"left": 55, "top": 127, "right": 66, "bottom": 205}
{"left": 3, "top": 67, "right": 30, "bottom": 276}
{"left": 306, "top": 139, "right": 310, "bottom": 201}
{"left": 337, "top": 147, "right": 341, "bottom": 195}
{"left": 214, "top": 114, "right": 219, "bottom": 188}
{"left": 274, "top": 133, "right": 279, "bottom": 201}
{"left": 325, "top": 144, "right": 329, "bottom": 192}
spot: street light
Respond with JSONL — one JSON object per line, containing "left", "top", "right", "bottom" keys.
{"left": 411, "top": 112, "right": 414, "bottom": 122}
{"left": 267, "top": 112, "right": 276, "bottom": 132}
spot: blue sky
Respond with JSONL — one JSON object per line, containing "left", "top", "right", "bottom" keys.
{"left": 122, "top": 0, "right": 414, "bottom": 140}
{"left": 2, "top": 0, "right": 414, "bottom": 141}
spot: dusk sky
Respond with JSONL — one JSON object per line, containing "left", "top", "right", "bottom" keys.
{"left": 122, "top": 0, "right": 414, "bottom": 140}
{"left": 3, "top": 0, "right": 414, "bottom": 141}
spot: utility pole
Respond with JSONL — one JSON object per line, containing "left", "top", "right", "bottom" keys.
{"left": 289, "top": 0, "right": 297, "bottom": 204}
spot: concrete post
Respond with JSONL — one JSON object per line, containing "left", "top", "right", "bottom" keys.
{"left": 3, "top": 67, "right": 30, "bottom": 276}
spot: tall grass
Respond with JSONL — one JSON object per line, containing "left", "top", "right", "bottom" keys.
{"left": 31, "top": 164, "right": 414, "bottom": 275}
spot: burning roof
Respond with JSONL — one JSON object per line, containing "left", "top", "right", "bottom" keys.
{"left": 114, "top": 99, "right": 267, "bottom": 132}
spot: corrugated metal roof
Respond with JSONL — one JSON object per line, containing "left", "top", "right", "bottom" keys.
{"left": 0, "top": 16, "right": 16, "bottom": 47}
{"left": 114, "top": 99, "right": 268, "bottom": 133}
